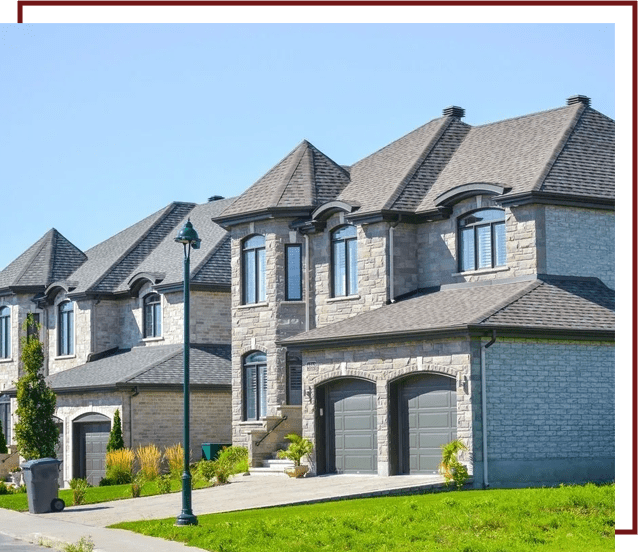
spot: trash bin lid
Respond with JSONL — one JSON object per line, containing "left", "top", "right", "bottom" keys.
{"left": 21, "top": 458, "right": 62, "bottom": 470}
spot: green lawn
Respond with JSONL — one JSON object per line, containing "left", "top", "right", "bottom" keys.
{"left": 0, "top": 477, "right": 211, "bottom": 512}
{"left": 112, "top": 483, "right": 614, "bottom": 552}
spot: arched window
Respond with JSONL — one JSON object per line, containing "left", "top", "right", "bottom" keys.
{"left": 0, "top": 307, "right": 10, "bottom": 359}
{"left": 331, "top": 225, "right": 358, "bottom": 297}
{"left": 143, "top": 293, "right": 162, "bottom": 338}
{"left": 242, "top": 235, "right": 266, "bottom": 304}
{"left": 58, "top": 301, "right": 74, "bottom": 356}
{"left": 243, "top": 351, "right": 267, "bottom": 420}
{"left": 458, "top": 208, "right": 506, "bottom": 272}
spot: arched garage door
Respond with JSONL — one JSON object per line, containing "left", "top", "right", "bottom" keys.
{"left": 73, "top": 413, "right": 111, "bottom": 486}
{"left": 324, "top": 379, "right": 377, "bottom": 474}
{"left": 396, "top": 374, "right": 456, "bottom": 475}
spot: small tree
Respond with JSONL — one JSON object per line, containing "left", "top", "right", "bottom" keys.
{"left": 106, "top": 409, "right": 124, "bottom": 452}
{"left": 13, "top": 313, "right": 59, "bottom": 460}
{"left": 0, "top": 418, "right": 8, "bottom": 454}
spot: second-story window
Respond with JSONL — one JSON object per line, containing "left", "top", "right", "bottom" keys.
{"left": 242, "top": 235, "right": 266, "bottom": 304}
{"left": 0, "top": 307, "right": 10, "bottom": 359}
{"left": 331, "top": 225, "right": 358, "bottom": 297}
{"left": 58, "top": 301, "right": 74, "bottom": 356}
{"left": 459, "top": 208, "right": 506, "bottom": 272}
{"left": 143, "top": 293, "right": 162, "bottom": 338}
{"left": 285, "top": 244, "right": 302, "bottom": 301}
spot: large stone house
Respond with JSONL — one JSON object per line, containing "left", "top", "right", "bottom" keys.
{"left": 213, "top": 95, "right": 614, "bottom": 487}
{"left": 0, "top": 197, "right": 234, "bottom": 486}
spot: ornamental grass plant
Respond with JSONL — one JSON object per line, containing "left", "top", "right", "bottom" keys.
{"left": 163, "top": 444, "right": 184, "bottom": 477}
{"left": 136, "top": 444, "right": 161, "bottom": 481}
{"left": 105, "top": 448, "right": 135, "bottom": 485}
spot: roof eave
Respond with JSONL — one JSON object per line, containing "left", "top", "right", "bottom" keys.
{"left": 468, "top": 324, "right": 615, "bottom": 342}
{"left": 212, "top": 207, "right": 314, "bottom": 229}
{"left": 495, "top": 191, "right": 614, "bottom": 210}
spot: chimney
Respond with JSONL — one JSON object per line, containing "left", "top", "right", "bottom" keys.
{"left": 208, "top": 195, "right": 225, "bottom": 202}
{"left": 443, "top": 106, "right": 465, "bottom": 118}
{"left": 566, "top": 95, "right": 591, "bottom": 107}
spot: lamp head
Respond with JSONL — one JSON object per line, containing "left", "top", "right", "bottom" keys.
{"left": 175, "top": 219, "right": 201, "bottom": 249}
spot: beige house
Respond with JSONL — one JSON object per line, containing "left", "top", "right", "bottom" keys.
{"left": 213, "top": 95, "right": 614, "bottom": 487}
{"left": 1, "top": 197, "right": 234, "bottom": 486}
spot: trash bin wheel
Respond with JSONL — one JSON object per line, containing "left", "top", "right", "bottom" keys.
{"left": 51, "top": 498, "right": 65, "bottom": 512}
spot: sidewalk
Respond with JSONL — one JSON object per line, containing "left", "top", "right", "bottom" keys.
{"left": 0, "top": 473, "right": 445, "bottom": 551}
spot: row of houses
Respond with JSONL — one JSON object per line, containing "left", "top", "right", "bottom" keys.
{"left": 0, "top": 95, "right": 614, "bottom": 488}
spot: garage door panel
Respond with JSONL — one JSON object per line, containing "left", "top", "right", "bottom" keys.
{"left": 400, "top": 375, "right": 456, "bottom": 475}
{"left": 327, "top": 380, "right": 377, "bottom": 475}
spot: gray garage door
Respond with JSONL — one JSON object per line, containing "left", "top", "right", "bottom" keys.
{"left": 75, "top": 419, "right": 110, "bottom": 486}
{"left": 399, "top": 374, "right": 456, "bottom": 474}
{"left": 327, "top": 379, "right": 377, "bottom": 474}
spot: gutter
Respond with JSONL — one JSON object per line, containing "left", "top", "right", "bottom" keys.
{"left": 480, "top": 330, "right": 497, "bottom": 489}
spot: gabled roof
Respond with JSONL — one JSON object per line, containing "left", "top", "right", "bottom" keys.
{"left": 282, "top": 276, "right": 614, "bottom": 348}
{"left": 215, "top": 140, "right": 350, "bottom": 224}
{"left": 0, "top": 229, "right": 86, "bottom": 293}
{"left": 43, "top": 344, "right": 231, "bottom": 392}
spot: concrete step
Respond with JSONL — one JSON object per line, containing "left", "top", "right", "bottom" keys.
{"left": 249, "top": 458, "right": 295, "bottom": 475}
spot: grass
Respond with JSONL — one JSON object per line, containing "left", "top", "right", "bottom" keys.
{"left": 0, "top": 477, "right": 212, "bottom": 512}
{"left": 111, "top": 483, "right": 614, "bottom": 552}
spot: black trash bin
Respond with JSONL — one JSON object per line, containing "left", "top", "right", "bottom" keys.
{"left": 21, "top": 458, "right": 65, "bottom": 514}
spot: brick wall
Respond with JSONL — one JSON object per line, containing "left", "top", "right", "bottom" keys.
{"left": 483, "top": 339, "right": 614, "bottom": 462}
{"left": 544, "top": 206, "right": 614, "bottom": 289}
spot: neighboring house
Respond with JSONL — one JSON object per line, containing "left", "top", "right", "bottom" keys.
{"left": 213, "top": 95, "right": 614, "bottom": 487}
{"left": 0, "top": 197, "right": 234, "bottom": 486}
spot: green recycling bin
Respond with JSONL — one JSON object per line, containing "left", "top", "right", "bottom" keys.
{"left": 202, "top": 443, "right": 231, "bottom": 461}
{"left": 21, "top": 458, "right": 65, "bottom": 514}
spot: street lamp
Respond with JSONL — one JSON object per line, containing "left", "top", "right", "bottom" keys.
{"left": 174, "top": 219, "right": 201, "bottom": 526}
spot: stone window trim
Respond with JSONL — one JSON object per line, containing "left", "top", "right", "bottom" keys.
{"left": 452, "top": 266, "right": 511, "bottom": 277}
{"left": 326, "top": 294, "right": 361, "bottom": 304}
{"left": 236, "top": 302, "right": 269, "bottom": 310}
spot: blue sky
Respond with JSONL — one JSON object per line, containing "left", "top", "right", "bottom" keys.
{"left": 0, "top": 22, "right": 615, "bottom": 270}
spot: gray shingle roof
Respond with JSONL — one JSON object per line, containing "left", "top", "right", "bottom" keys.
{"left": 282, "top": 276, "right": 614, "bottom": 346}
{"left": 215, "top": 100, "right": 613, "bottom": 225}
{"left": 45, "top": 344, "right": 231, "bottom": 390}
{"left": 216, "top": 141, "right": 350, "bottom": 221}
{"left": 0, "top": 229, "right": 86, "bottom": 292}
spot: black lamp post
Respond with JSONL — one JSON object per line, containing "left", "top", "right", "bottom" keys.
{"left": 174, "top": 219, "right": 200, "bottom": 526}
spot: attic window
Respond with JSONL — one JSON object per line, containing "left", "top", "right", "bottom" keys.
{"left": 458, "top": 209, "right": 506, "bottom": 272}
{"left": 58, "top": 301, "right": 74, "bottom": 356}
{"left": 143, "top": 293, "right": 162, "bottom": 338}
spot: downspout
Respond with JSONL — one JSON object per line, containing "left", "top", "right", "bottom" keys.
{"left": 128, "top": 386, "right": 139, "bottom": 449}
{"left": 480, "top": 330, "right": 497, "bottom": 488}
{"left": 388, "top": 219, "right": 399, "bottom": 303}
{"left": 304, "top": 234, "right": 310, "bottom": 330}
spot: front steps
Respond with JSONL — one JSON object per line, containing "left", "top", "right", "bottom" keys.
{"left": 249, "top": 458, "right": 295, "bottom": 475}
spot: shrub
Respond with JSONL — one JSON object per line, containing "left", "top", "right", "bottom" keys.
{"left": 164, "top": 444, "right": 184, "bottom": 477}
{"left": 199, "top": 446, "right": 249, "bottom": 485}
{"left": 157, "top": 474, "right": 172, "bottom": 494}
{"left": 0, "top": 481, "right": 10, "bottom": 495}
{"left": 69, "top": 478, "right": 88, "bottom": 506}
{"left": 136, "top": 444, "right": 161, "bottom": 481}
{"left": 105, "top": 448, "right": 134, "bottom": 485}
{"left": 106, "top": 409, "right": 124, "bottom": 452}
{"left": 439, "top": 439, "right": 469, "bottom": 490}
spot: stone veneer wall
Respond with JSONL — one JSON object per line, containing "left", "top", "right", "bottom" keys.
{"left": 313, "top": 217, "right": 389, "bottom": 328}
{"left": 300, "top": 338, "right": 472, "bottom": 477}
{"left": 472, "top": 338, "right": 614, "bottom": 487}
{"left": 544, "top": 206, "right": 614, "bottom": 289}
{"left": 391, "top": 224, "right": 418, "bottom": 299}
{"left": 52, "top": 388, "right": 231, "bottom": 485}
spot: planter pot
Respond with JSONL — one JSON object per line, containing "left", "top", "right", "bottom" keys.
{"left": 284, "top": 465, "right": 309, "bottom": 478}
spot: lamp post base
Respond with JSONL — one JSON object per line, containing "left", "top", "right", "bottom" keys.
{"left": 175, "top": 511, "right": 198, "bottom": 526}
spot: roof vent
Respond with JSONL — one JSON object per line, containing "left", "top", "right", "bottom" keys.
{"left": 566, "top": 95, "right": 590, "bottom": 107}
{"left": 443, "top": 106, "right": 465, "bottom": 118}
{"left": 208, "top": 195, "right": 225, "bottom": 202}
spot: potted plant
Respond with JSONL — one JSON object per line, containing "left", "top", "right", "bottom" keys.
{"left": 10, "top": 466, "right": 22, "bottom": 487}
{"left": 277, "top": 433, "right": 313, "bottom": 478}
